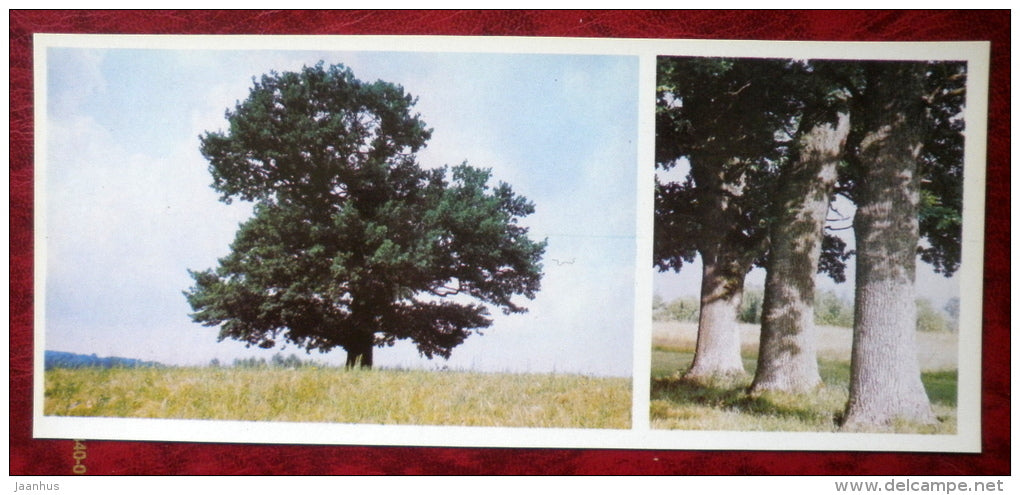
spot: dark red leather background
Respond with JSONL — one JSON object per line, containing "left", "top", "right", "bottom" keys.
{"left": 10, "top": 10, "right": 1010, "bottom": 475}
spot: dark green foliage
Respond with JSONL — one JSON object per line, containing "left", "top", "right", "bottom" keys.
{"left": 656, "top": 57, "right": 965, "bottom": 283}
{"left": 654, "top": 57, "right": 852, "bottom": 281}
{"left": 917, "top": 62, "right": 966, "bottom": 276}
{"left": 839, "top": 60, "right": 966, "bottom": 277}
{"left": 199, "top": 62, "right": 432, "bottom": 207}
{"left": 818, "top": 234, "right": 852, "bottom": 283}
{"left": 654, "top": 57, "right": 793, "bottom": 275}
{"left": 186, "top": 62, "right": 546, "bottom": 364}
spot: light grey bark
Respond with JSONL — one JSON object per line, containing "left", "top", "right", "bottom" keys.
{"left": 750, "top": 110, "right": 850, "bottom": 394}
{"left": 842, "top": 62, "right": 936, "bottom": 429}
{"left": 686, "top": 251, "right": 748, "bottom": 380}
{"left": 685, "top": 161, "right": 754, "bottom": 381}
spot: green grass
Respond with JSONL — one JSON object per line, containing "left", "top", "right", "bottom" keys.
{"left": 650, "top": 322, "right": 958, "bottom": 434}
{"left": 44, "top": 366, "right": 631, "bottom": 429}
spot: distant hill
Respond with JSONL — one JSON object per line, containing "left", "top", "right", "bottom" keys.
{"left": 44, "top": 350, "right": 165, "bottom": 370}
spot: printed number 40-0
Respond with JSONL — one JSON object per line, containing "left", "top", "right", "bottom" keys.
{"left": 72, "top": 440, "right": 86, "bottom": 474}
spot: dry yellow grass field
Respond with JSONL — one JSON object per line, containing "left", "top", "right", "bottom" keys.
{"left": 45, "top": 366, "right": 631, "bottom": 429}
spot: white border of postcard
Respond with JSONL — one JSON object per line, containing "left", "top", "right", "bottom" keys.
{"left": 32, "top": 33, "right": 989, "bottom": 452}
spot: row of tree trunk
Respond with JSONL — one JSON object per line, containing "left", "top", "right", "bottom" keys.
{"left": 680, "top": 62, "right": 944, "bottom": 430}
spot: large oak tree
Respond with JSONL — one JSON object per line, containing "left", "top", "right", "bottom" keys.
{"left": 185, "top": 62, "right": 546, "bottom": 368}
{"left": 840, "top": 60, "right": 966, "bottom": 429}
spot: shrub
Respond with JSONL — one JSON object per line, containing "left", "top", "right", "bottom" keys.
{"left": 917, "top": 298, "right": 955, "bottom": 333}
{"left": 814, "top": 289, "right": 854, "bottom": 328}
{"left": 738, "top": 288, "right": 763, "bottom": 324}
{"left": 653, "top": 295, "right": 700, "bottom": 322}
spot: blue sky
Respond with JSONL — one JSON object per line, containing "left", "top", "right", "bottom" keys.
{"left": 42, "top": 47, "right": 639, "bottom": 377}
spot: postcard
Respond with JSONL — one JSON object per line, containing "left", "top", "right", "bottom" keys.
{"left": 33, "top": 33, "right": 988, "bottom": 452}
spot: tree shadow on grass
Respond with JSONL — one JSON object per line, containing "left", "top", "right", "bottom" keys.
{"left": 651, "top": 349, "right": 956, "bottom": 432}
{"left": 652, "top": 374, "right": 750, "bottom": 410}
{"left": 651, "top": 374, "right": 841, "bottom": 428}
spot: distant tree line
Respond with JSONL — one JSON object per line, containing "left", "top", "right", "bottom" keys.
{"left": 210, "top": 352, "right": 326, "bottom": 369}
{"left": 654, "top": 292, "right": 957, "bottom": 333}
{"left": 44, "top": 351, "right": 164, "bottom": 370}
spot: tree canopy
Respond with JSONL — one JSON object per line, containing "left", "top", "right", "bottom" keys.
{"left": 654, "top": 57, "right": 788, "bottom": 275}
{"left": 838, "top": 60, "right": 966, "bottom": 277}
{"left": 655, "top": 57, "right": 965, "bottom": 284}
{"left": 185, "top": 62, "right": 546, "bottom": 367}
{"left": 654, "top": 57, "right": 855, "bottom": 283}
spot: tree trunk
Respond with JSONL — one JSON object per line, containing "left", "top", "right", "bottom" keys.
{"left": 345, "top": 332, "right": 375, "bottom": 368}
{"left": 346, "top": 332, "right": 375, "bottom": 367}
{"left": 750, "top": 110, "right": 850, "bottom": 394}
{"left": 682, "top": 157, "right": 759, "bottom": 382}
{"left": 345, "top": 291, "right": 379, "bottom": 369}
{"left": 842, "top": 62, "right": 936, "bottom": 430}
{"left": 685, "top": 246, "right": 749, "bottom": 381}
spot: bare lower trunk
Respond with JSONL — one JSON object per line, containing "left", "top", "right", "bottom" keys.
{"left": 842, "top": 62, "right": 935, "bottom": 430}
{"left": 844, "top": 278, "right": 933, "bottom": 428}
{"left": 750, "top": 111, "right": 849, "bottom": 394}
{"left": 685, "top": 252, "right": 748, "bottom": 380}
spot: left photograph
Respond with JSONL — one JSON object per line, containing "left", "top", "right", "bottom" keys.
{"left": 39, "top": 45, "right": 638, "bottom": 429}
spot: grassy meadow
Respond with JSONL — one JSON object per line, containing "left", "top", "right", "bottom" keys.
{"left": 44, "top": 366, "right": 631, "bottom": 429}
{"left": 651, "top": 322, "right": 958, "bottom": 433}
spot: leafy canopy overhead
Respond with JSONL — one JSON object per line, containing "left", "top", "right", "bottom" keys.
{"left": 838, "top": 60, "right": 967, "bottom": 276}
{"left": 654, "top": 57, "right": 965, "bottom": 281}
{"left": 186, "top": 62, "right": 546, "bottom": 360}
{"left": 654, "top": 57, "right": 852, "bottom": 281}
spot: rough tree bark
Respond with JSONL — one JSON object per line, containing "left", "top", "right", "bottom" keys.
{"left": 687, "top": 249, "right": 750, "bottom": 380}
{"left": 749, "top": 110, "right": 850, "bottom": 394}
{"left": 685, "top": 161, "right": 755, "bottom": 381}
{"left": 842, "top": 62, "right": 936, "bottom": 429}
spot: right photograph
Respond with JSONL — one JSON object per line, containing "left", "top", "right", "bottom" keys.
{"left": 651, "top": 56, "right": 966, "bottom": 434}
